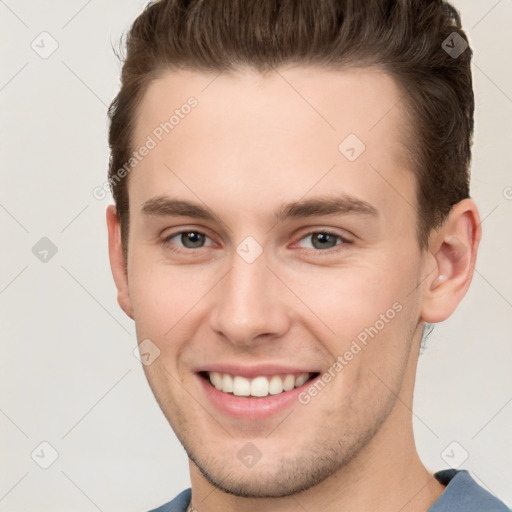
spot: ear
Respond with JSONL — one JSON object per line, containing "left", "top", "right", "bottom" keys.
{"left": 421, "top": 198, "right": 482, "bottom": 323}
{"left": 106, "top": 205, "right": 134, "bottom": 319}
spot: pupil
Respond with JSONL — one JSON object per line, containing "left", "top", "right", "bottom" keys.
{"left": 183, "top": 232, "right": 204, "bottom": 248}
{"left": 313, "top": 233, "right": 336, "bottom": 249}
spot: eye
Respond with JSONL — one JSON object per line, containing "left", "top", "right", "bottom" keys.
{"left": 162, "top": 230, "right": 214, "bottom": 250}
{"left": 296, "top": 231, "right": 350, "bottom": 251}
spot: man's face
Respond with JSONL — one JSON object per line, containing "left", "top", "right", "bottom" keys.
{"left": 124, "top": 67, "right": 429, "bottom": 497}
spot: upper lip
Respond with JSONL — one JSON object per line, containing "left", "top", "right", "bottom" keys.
{"left": 196, "top": 363, "right": 320, "bottom": 379}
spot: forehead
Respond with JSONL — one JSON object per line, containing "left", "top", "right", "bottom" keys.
{"left": 134, "top": 65, "right": 409, "bottom": 154}
{"left": 129, "top": 66, "right": 415, "bottom": 225}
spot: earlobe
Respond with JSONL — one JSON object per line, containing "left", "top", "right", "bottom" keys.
{"left": 106, "top": 205, "right": 134, "bottom": 320}
{"left": 421, "top": 199, "right": 481, "bottom": 323}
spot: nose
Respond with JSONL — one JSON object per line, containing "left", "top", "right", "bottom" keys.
{"left": 208, "top": 250, "right": 291, "bottom": 346}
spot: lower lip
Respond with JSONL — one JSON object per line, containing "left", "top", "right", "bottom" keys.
{"left": 197, "top": 374, "right": 315, "bottom": 420}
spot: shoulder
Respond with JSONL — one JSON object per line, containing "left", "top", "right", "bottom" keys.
{"left": 431, "top": 470, "right": 510, "bottom": 512}
{"left": 146, "top": 488, "right": 191, "bottom": 512}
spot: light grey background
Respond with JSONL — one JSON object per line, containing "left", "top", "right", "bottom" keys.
{"left": 1, "top": 0, "right": 511, "bottom": 510}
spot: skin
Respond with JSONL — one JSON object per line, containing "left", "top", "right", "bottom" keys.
{"left": 107, "top": 66, "right": 481, "bottom": 512}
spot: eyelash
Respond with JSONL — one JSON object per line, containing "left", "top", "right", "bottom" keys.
{"left": 161, "top": 229, "right": 352, "bottom": 255}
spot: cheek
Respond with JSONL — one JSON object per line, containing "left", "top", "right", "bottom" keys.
{"left": 129, "top": 253, "right": 191, "bottom": 322}
{"left": 289, "top": 264, "right": 411, "bottom": 336}
{"left": 127, "top": 258, "right": 215, "bottom": 364}
{"left": 284, "top": 255, "right": 420, "bottom": 380}
{"left": 128, "top": 260, "right": 179, "bottom": 345}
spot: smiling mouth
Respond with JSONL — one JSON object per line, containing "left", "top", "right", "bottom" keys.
{"left": 200, "top": 371, "right": 320, "bottom": 398}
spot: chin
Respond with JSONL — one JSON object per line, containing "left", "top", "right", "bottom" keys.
{"left": 182, "top": 422, "right": 380, "bottom": 499}
{"left": 189, "top": 452, "right": 339, "bottom": 498}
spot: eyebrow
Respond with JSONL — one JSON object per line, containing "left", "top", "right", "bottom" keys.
{"left": 141, "top": 194, "right": 379, "bottom": 224}
{"left": 274, "top": 195, "right": 378, "bottom": 223}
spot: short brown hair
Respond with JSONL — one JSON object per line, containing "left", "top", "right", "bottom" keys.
{"left": 108, "top": 0, "right": 474, "bottom": 260}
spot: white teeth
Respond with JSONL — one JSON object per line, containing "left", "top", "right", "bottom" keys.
{"left": 222, "top": 373, "right": 233, "bottom": 393}
{"left": 268, "top": 375, "right": 283, "bottom": 395}
{"left": 233, "top": 376, "right": 251, "bottom": 396}
{"left": 283, "top": 374, "right": 295, "bottom": 391}
{"left": 211, "top": 371, "right": 222, "bottom": 390}
{"left": 295, "top": 373, "right": 308, "bottom": 387}
{"left": 250, "top": 376, "right": 269, "bottom": 397}
{"left": 208, "top": 372, "right": 311, "bottom": 397}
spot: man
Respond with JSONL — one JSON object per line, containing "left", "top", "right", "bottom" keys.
{"left": 105, "top": 1, "right": 509, "bottom": 511}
